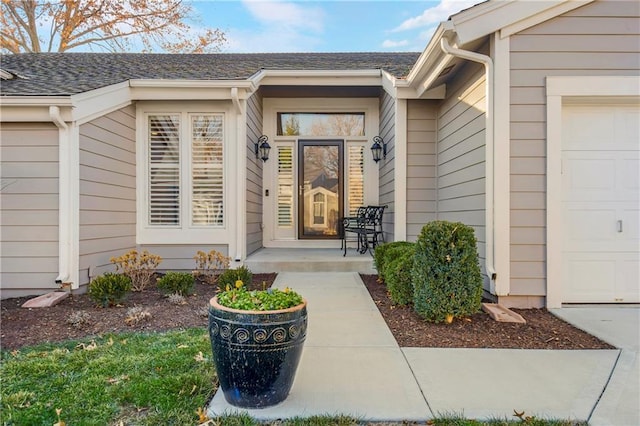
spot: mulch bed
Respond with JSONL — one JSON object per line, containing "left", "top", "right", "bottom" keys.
{"left": 0, "top": 274, "right": 276, "bottom": 351}
{"left": 1, "top": 273, "right": 614, "bottom": 351}
{"left": 360, "top": 274, "right": 615, "bottom": 350}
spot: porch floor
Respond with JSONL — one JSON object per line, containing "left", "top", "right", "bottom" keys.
{"left": 244, "top": 247, "right": 376, "bottom": 274}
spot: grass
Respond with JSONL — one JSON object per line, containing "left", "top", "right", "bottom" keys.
{"left": 1, "top": 328, "right": 214, "bottom": 425}
{"left": 1, "top": 329, "right": 587, "bottom": 426}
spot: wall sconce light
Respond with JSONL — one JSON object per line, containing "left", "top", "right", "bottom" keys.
{"left": 255, "top": 135, "right": 271, "bottom": 162}
{"left": 371, "top": 136, "right": 386, "bottom": 163}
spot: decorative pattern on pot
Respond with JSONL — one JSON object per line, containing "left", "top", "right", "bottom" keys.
{"left": 208, "top": 297, "right": 308, "bottom": 409}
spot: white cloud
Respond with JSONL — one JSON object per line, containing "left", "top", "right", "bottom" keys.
{"left": 242, "top": 0, "right": 325, "bottom": 33}
{"left": 392, "top": 0, "right": 479, "bottom": 32}
{"left": 221, "top": 0, "right": 325, "bottom": 52}
{"left": 381, "top": 39, "right": 409, "bottom": 49}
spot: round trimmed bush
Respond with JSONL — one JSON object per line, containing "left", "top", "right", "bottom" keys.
{"left": 374, "top": 241, "right": 414, "bottom": 277}
{"left": 412, "top": 221, "right": 483, "bottom": 323}
{"left": 157, "top": 271, "right": 195, "bottom": 296}
{"left": 382, "top": 243, "right": 416, "bottom": 306}
{"left": 88, "top": 273, "right": 132, "bottom": 307}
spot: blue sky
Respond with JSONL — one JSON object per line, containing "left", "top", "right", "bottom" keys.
{"left": 190, "top": 0, "right": 479, "bottom": 53}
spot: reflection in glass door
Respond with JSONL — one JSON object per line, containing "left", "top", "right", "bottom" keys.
{"left": 298, "top": 140, "right": 343, "bottom": 239}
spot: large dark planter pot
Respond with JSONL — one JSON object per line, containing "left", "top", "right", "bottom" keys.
{"left": 208, "top": 296, "right": 308, "bottom": 408}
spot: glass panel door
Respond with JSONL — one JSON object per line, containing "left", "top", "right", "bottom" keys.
{"left": 298, "top": 140, "right": 343, "bottom": 239}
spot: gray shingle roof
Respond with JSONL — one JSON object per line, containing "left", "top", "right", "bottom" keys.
{"left": 0, "top": 52, "right": 420, "bottom": 96}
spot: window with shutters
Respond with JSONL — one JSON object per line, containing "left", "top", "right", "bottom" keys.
{"left": 143, "top": 111, "right": 226, "bottom": 237}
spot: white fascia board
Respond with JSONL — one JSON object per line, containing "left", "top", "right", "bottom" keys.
{"left": 130, "top": 80, "right": 253, "bottom": 101}
{"left": 451, "top": 0, "right": 590, "bottom": 45}
{"left": 0, "top": 98, "right": 73, "bottom": 122}
{"left": 129, "top": 79, "right": 254, "bottom": 89}
{"left": 252, "top": 69, "right": 382, "bottom": 86}
{"left": 70, "top": 81, "right": 132, "bottom": 124}
{"left": 381, "top": 71, "right": 397, "bottom": 97}
{"left": 405, "top": 24, "right": 448, "bottom": 84}
{"left": 404, "top": 23, "right": 455, "bottom": 98}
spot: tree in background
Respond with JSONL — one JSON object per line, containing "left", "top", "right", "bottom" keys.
{"left": 0, "top": 0, "right": 226, "bottom": 53}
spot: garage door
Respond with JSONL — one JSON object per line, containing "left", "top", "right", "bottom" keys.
{"left": 562, "top": 104, "right": 639, "bottom": 303}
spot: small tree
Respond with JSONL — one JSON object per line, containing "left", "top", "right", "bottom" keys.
{"left": 412, "top": 221, "right": 483, "bottom": 323}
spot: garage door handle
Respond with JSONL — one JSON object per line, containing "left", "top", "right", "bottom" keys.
{"left": 617, "top": 220, "right": 623, "bottom": 233}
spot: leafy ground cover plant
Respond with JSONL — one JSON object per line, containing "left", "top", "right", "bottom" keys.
{"left": 110, "top": 249, "right": 162, "bottom": 291}
{"left": 216, "top": 282, "right": 304, "bottom": 311}
{"left": 87, "top": 273, "right": 132, "bottom": 307}
{"left": 156, "top": 271, "right": 194, "bottom": 296}
{"left": 413, "top": 220, "right": 483, "bottom": 323}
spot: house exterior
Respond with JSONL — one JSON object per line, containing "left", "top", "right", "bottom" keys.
{"left": 1, "top": 0, "right": 638, "bottom": 308}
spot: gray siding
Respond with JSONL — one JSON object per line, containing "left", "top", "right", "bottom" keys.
{"left": 437, "top": 62, "right": 487, "bottom": 266}
{"left": 509, "top": 0, "right": 640, "bottom": 298}
{"left": 1, "top": 123, "right": 60, "bottom": 298}
{"left": 378, "top": 90, "right": 395, "bottom": 241}
{"left": 406, "top": 100, "right": 438, "bottom": 241}
{"left": 246, "top": 92, "right": 264, "bottom": 256}
{"left": 141, "top": 244, "right": 228, "bottom": 271}
{"left": 78, "top": 106, "right": 136, "bottom": 284}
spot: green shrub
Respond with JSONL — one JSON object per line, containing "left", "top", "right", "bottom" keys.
{"left": 156, "top": 272, "right": 195, "bottom": 296}
{"left": 412, "top": 220, "right": 483, "bottom": 323}
{"left": 88, "top": 273, "right": 132, "bottom": 307}
{"left": 382, "top": 243, "right": 416, "bottom": 306}
{"left": 374, "top": 241, "right": 414, "bottom": 277}
{"left": 216, "top": 266, "right": 253, "bottom": 292}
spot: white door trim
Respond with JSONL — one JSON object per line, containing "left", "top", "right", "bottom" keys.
{"left": 262, "top": 98, "right": 380, "bottom": 248}
{"left": 546, "top": 76, "right": 640, "bottom": 308}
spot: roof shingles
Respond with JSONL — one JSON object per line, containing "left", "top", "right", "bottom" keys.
{"left": 0, "top": 52, "right": 420, "bottom": 96}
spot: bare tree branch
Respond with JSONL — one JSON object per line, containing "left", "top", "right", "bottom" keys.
{"left": 1, "top": 0, "right": 226, "bottom": 53}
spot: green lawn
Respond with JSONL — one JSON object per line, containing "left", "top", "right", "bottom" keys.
{"left": 1, "top": 328, "right": 586, "bottom": 425}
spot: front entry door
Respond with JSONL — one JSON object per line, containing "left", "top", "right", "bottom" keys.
{"left": 298, "top": 140, "right": 343, "bottom": 239}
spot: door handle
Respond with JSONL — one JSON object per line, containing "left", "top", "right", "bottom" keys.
{"left": 617, "top": 220, "right": 623, "bottom": 233}
{"left": 299, "top": 185, "right": 303, "bottom": 196}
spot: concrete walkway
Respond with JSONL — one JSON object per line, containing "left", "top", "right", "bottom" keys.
{"left": 208, "top": 272, "right": 637, "bottom": 424}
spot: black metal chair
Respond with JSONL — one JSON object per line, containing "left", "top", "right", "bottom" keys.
{"left": 341, "top": 205, "right": 387, "bottom": 256}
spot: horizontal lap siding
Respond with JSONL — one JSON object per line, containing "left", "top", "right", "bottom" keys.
{"left": 379, "top": 91, "right": 395, "bottom": 241}
{"left": 509, "top": 0, "right": 640, "bottom": 297}
{"left": 406, "top": 100, "right": 438, "bottom": 241}
{"left": 140, "top": 244, "right": 229, "bottom": 271}
{"left": 1, "top": 123, "right": 59, "bottom": 298}
{"left": 79, "top": 106, "right": 136, "bottom": 285}
{"left": 246, "top": 92, "right": 263, "bottom": 256}
{"left": 437, "top": 63, "right": 487, "bottom": 272}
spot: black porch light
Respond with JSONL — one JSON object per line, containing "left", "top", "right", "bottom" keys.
{"left": 371, "top": 136, "right": 386, "bottom": 163}
{"left": 255, "top": 135, "right": 271, "bottom": 162}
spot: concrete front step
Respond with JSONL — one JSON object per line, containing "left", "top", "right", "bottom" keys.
{"left": 244, "top": 248, "right": 376, "bottom": 274}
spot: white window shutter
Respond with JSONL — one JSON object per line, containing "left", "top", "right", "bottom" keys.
{"left": 149, "top": 115, "right": 180, "bottom": 225}
{"left": 191, "top": 114, "right": 224, "bottom": 226}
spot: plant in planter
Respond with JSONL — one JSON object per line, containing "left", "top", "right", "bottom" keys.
{"left": 208, "top": 280, "right": 307, "bottom": 409}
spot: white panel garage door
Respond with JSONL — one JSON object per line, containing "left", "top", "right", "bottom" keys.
{"left": 562, "top": 104, "right": 639, "bottom": 303}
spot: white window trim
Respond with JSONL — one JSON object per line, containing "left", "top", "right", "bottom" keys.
{"left": 136, "top": 101, "right": 234, "bottom": 245}
{"left": 546, "top": 76, "right": 640, "bottom": 308}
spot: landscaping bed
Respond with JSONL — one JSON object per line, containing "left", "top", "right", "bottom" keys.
{"left": 1, "top": 273, "right": 613, "bottom": 351}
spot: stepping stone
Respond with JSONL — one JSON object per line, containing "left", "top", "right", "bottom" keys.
{"left": 482, "top": 303, "right": 526, "bottom": 323}
{"left": 21, "top": 291, "right": 69, "bottom": 308}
